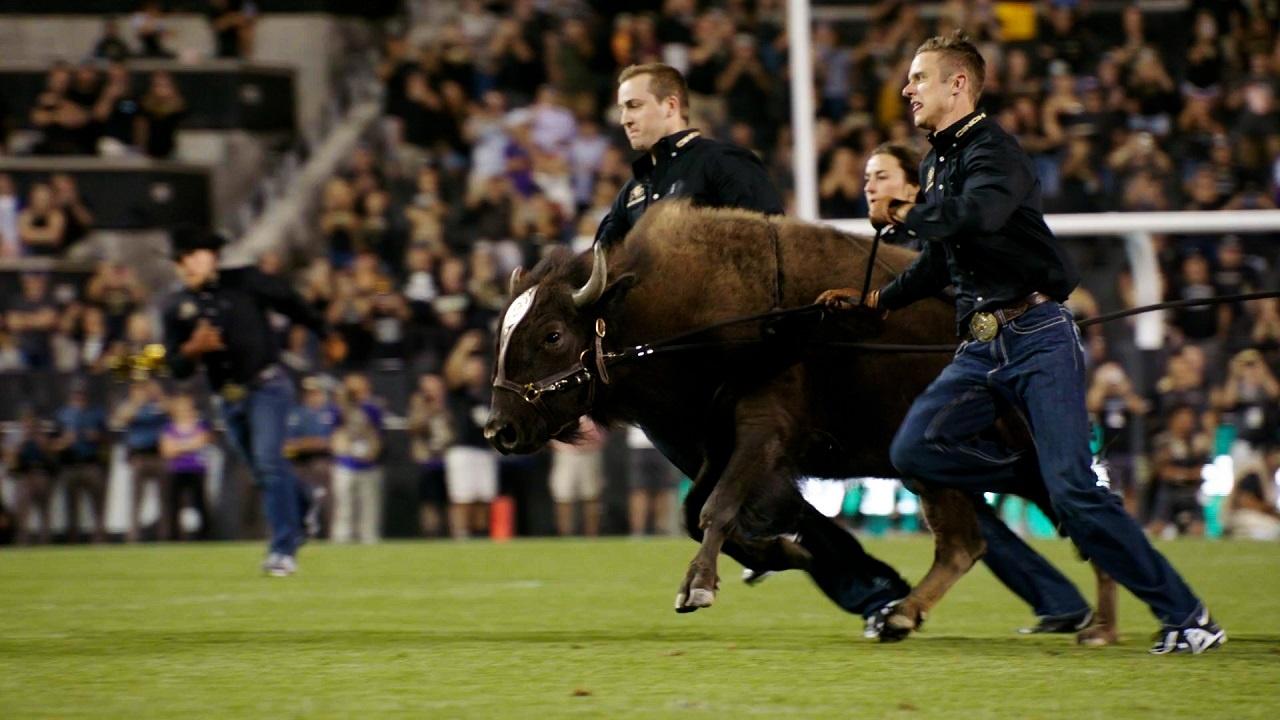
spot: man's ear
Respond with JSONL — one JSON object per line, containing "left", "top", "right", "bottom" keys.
{"left": 597, "top": 273, "right": 639, "bottom": 318}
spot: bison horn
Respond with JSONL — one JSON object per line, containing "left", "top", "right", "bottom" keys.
{"left": 508, "top": 266, "right": 524, "bottom": 297}
{"left": 571, "top": 244, "right": 608, "bottom": 308}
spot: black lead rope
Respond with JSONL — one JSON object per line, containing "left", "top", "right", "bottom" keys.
{"left": 602, "top": 289, "right": 1280, "bottom": 364}
{"left": 859, "top": 226, "right": 884, "bottom": 305}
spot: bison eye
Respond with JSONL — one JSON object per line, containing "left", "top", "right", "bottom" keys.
{"left": 544, "top": 331, "right": 561, "bottom": 345}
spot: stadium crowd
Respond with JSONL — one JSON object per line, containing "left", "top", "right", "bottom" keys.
{"left": 1, "top": 0, "right": 1278, "bottom": 545}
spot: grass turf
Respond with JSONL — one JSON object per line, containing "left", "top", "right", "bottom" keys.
{"left": 1, "top": 536, "right": 1277, "bottom": 719}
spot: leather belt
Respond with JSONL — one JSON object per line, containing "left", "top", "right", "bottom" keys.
{"left": 968, "top": 292, "right": 1053, "bottom": 342}
{"left": 219, "top": 364, "right": 283, "bottom": 403}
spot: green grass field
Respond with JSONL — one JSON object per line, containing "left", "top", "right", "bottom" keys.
{"left": 1, "top": 536, "right": 1277, "bottom": 719}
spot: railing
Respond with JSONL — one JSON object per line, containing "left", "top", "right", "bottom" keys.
{"left": 828, "top": 210, "right": 1280, "bottom": 350}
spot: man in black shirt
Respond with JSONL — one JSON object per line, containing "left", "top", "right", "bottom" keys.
{"left": 594, "top": 62, "right": 782, "bottom": 248}
{"left": 821, "top": 34, "right": 1223, "bottom": 655}
{"left": 163, "top": 227, "right": 325, "bottom": 575}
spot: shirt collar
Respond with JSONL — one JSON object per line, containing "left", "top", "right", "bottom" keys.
{"left": 632, "top": 128, "right": 702, "bottom": 177}
{"left": 927, "top": 110, "right": 988, "bottom": 154}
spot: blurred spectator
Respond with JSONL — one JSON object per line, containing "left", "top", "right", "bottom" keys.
{"left": 50, "top": 174, "right": 95, "bottom": 250}
{"left": 488, "top": 16, "right": 545, "bottom": 107}
{"left": 716, "top": 34, "right": 772, "bottom": 143}
{"left": 1214, "top": 349, "right": 1279, "bottom": 465}
{"left": 1225, "top": 463, "right": 1280, "bottom": 541}
{"left": 320, "top": 178, "right": 359, "bottom": 268}
{"left": 1169, "top": 253, "right": 1230, "bottom": 345}
{"left": 138, "top": 71, "right": 187, "bottom": 158}
{"left": 285, "top": 376, "right": 338, "bottom": 536}
{"left": 330, "top": 373, "right": 384, "bottom": 544}
{"left": 443, "top": 330, "right": 496, "bottom": 539}
{"left": 7, "top": 273, "right": 60, "bottom": 370}
{"left": 818, "top": 146, "right": 866, "bottom": 218}
{"left": 1087, "top": 361, "right": 1151, "bottom": 518}
{"left": 86, "top": 261, "right": 147, "bottom": 341}
{"left": 1148, "top": 405, "right": 1211, "bottom": 538}
{"left": 132, "top": 0, "right": 175, "bottom": 59}
{"left": 30, "top": 64, "right": 90, "bottom": 155}
{"left": 5, "top": 409, "right": 58, "bottom": 545}
{"left": 159, "top": 391, "right": 212, "bottom": 540}
{"left": 1155, "top": 349, "right": 1211, "bottom": 420}
{"left": 17, "top": 184, "right": 67, "bottom": 257}
{"left": 0, "top": 174, "right": 20, "bottom": 258}
{"left": 1248, "top": 298, "right": 1280, "bottom": 368}
{"left": 409, "top": 373, "right": 453, "bottom": 537}
{"left": 93, "top": 16, "right": 133, "bottom": 62}
{"left": 206, "top": 0, "right": 257, "bottom": 59}
{"left": 93, "top": 62, "right": 143, "bottom": 155}
{"left": 111, "top": 379, "right": 170, "bottom": 541}
{"left": 627, "top": 426, "right": 679, "bottom": 537}
{"left": 548, "top": 417, "right": 606, "bottom": 537}
{"left": 53, "top": 381, "right": 108, "bottom": 543}
{"left": 529, "top": 85, "right": 576, "bottom": 155}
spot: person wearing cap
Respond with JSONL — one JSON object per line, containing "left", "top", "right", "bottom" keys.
{"left": 594, "top": 62, "right": 782, "bottom": 248}
{"left": 163, "top": 226, "right": 327, "bottom": 576}
{"left": 818, "top": 33, "right": 1224, "bottom": 654}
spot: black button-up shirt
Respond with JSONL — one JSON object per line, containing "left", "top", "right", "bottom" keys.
{"left": 163, "top": 267, "right": 325, "bottom": 391}
{"left": 594, "top": 128, "right": 783, "bottom": 247}
{"left": 878, "top": 111, "right": 1080, "bottom": 336}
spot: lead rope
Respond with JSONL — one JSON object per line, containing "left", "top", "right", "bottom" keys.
{"left": 859, "top": 226, "right": 884, "bottom": 307}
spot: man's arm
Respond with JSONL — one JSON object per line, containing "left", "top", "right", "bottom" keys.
{"left": 876, "top": 241, "right": 950, "bottom": 310}
{"left": 898, "top": 137, "right": 1031, "bottom": 241}
{"left": 235, "top": 267, "right": 327, "bottom": 336}
{"left": 706, "top": 146, "right": 784, "bottom": 215}
{"left": 161, "top": 302, "right": 198, "bottom": 380}
{"left": 593, "top": 182, "right": 635, "bottom": 247}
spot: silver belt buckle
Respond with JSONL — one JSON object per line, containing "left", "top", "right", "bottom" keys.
{"left": 970, "top": 312, "right": 999, "bottom": 342}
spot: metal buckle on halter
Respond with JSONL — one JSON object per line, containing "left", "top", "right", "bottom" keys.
{"left": 969, "top": 312, "right": 999, "bottom": 343}
{"left": 522, "top": 384, "right": 542, "bottom": 402}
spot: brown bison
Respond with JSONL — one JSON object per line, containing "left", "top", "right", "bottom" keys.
{"left": 485, "top": 200, "right": 1115, "bottom": 643}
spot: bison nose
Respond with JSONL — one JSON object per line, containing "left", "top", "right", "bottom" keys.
{"left": 484, "top": 419, "right": 520, "bottom": 454}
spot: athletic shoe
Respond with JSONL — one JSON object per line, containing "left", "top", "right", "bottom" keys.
{"left": 742, "top": 567, "right": 774, "bottom": 586}
{"left": 262, "top": 553, "right": 297, "bottom": 577}
{"left": 1149, "top": 606, "right": 1225, "bottom": 655}
{"left": 1017, "top": 608, "right": 1094, "bottom": 635}
{"left": 864, "top": 599, "right": 923, "bottom": 641}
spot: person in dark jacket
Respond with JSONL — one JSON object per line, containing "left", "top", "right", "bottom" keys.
{"left": 860, "top": 141, "right": 1098, "bottom": 638}
{"left": 819, "top": 33, "right": 1223, "bottom": 655}
{"left": 594, "top": 62, "right": 782, "bottom": 248}
{"left": 163, "top": 226, "right": 326, "bottom": 575}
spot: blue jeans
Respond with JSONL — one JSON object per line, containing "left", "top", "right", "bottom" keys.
{"left": 220, "top": 372, "right": 309, "bottom": 557}
{"left": 975, "top": 501, "right": 1088, "bottom": 619}
{"left": 890, "top": 303, "right": 1202, "bottom": 625}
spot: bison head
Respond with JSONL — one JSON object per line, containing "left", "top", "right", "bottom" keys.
{"left": 484, "top": 244, "right": 633, "bottom": 454}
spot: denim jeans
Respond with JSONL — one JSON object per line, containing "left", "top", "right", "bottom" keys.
{"left": 219, "top": 372, "right": 309, "bottom": 557}
{"left": 890, "top": 302, "right": 1202, "bottom": 625}
{"left": 975, "top": 501, "right": 1088, "bottom": 619}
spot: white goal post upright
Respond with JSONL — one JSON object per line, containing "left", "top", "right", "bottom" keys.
{"left": 787, "top": 0, "right": 819, "bottom": 222}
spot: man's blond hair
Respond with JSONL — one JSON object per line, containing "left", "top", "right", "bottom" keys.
{"left": 618, "top": 63, "right": 690, "bottom": 121}
{"left": 915, "top": 32, "right": 986, "bottom": 101}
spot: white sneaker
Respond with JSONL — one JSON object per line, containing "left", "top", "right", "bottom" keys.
{"left": 262, "top": 554, "right": 297, "bottom": 577}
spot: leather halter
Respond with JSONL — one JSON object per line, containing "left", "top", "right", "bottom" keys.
{"left": 492, "top": 318, "right": 612, "bottom": 435}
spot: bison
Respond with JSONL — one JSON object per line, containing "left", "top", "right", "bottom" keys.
{"left": 485, "top": 200, "right": 1115, "bottom": 644}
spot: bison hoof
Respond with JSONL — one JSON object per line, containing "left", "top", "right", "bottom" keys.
{"left": 674, "top": 588, "right": 716, "bottom": 613}
{"left": 1076, "top": 624, "right": 1117, "bottom": 647}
